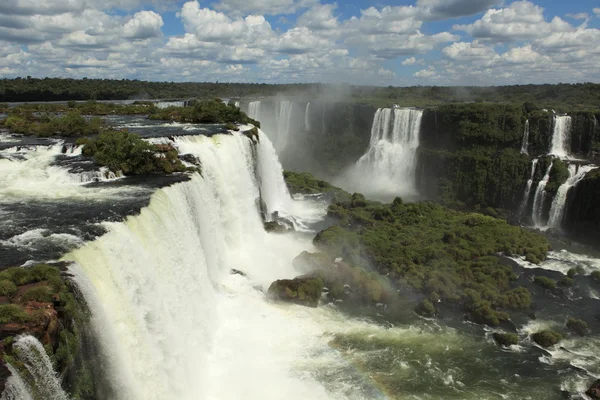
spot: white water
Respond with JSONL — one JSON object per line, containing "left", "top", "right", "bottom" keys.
{"left": 520, "top": 119, "right": 530, "bottom": 155}
{"left": 248, "top": 101, "right": 261, "bottom": 121}
{"left": 550, "top": 115, "right": 571, "bottom": 158}
{"left": 511, "top": 249, "right": 600, "bottom": 275}
{"left": 0, "top": 144, "right": 133, "bottom": 201}
{"left": 547, "top": 165, "right": 597, "bottom": 228}
{"left": 234, "top": 101, "right": 240, "bottom": 108}
{"left": 519, "top": 158, "right": 539, "bottom": 216}
{"left": 305, "top": 102, "right": 311, "bottom": 131}
{"left": 339, "top": 108, "right": 422, "bottom": 201}
{"left": 0, "top": 364, "right": 33, "bottom": 400}
{"left": 62, "top": 132, "right": 362, "bottom": 400}
{"left": 274, "top": 100, "right": 294, "bottom": 153}
{"left": 531, "top": 161, "right": 553, "bottom": 226}
{"left": 8, "top": 335, "right": 69, "bottom": 400}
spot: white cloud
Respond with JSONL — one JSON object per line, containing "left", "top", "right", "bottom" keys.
{"left": 123, "top": 11, "right": 163, "bottom": 39}
{"left": 297, "top": 3, "right": 338, "bottom": 30}
{"left": 402, "top": 57, "right": 417, "bottom": 65}
{"left": 594, "top": 8, "right": 600, "bottom": 17}
{"left": 416, "top": 0, "right": 502, "bottom": 20}
{"left": 414, "top": 65, "right": 437, "bottom": 78}
{"left": 566, "top": 13, "right": 589, "bottom": 20}
{"left": 454, "top": 1, "right": 573, "bottom": 42}
{"left": 443, "top": 41, "right": 495, "bottom": 60}
{"left": 213, "top": 0, "right": 315, "bottom": 16}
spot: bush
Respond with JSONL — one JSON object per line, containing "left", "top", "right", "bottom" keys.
{"left": 149, "top": 99, "right": 260, "bottom": 127}
{"left": 567, "top": 268, "right": 576, "bottom": 278}
{"left": 20, "top": 286, "right": 53, "bottom": 302}
{"left": 531, "top": 329, "right": 563, "bottom": 347}
{"left": 415, "top": 299, "right": 436, "bottom": 317}
{"left": 82, "top": 130, "right": 185, "bottom": 175}
{"left": 534, "top": 276, "right": 557, "bottom": 290}
{"left": 0, "top": 280, "right": 17, "bottom": 297}
{"left": 566, "top": 318, "right": 589, "bottom": 336}
{"left": 559, "top": 277, "right": 574, "bottom": 287}
{"left": 0, "top": 304, "right": 30, "bottom": 324}
{"left": 493, "top": 332, "right": 519, "bottom": 347}
{"left": 592, "top": 271, "right": 600, "bottom": 282}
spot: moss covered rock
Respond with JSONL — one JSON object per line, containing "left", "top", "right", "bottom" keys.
{"left": 493, "top": 332, "right": 519, "bottom": 347}
{"left": 566, "top": 317, "right": 589, "bottom": 336}
{"left": 531, "top": 329, "right": 563, "bottom": 347}
{"left": 267, "top": 276, "right": 324, "bottom": 308}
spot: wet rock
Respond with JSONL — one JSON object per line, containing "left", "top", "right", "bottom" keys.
{"left": 587, "top": 379, "right": 600, "bottom": 399}
{"left": 180, "top": 154, "right": 201, "bottom": 166}
{"left": 230, "top": 269, "right": 246, "bottom": 277}
{"left": 267, "top": 276, "right": 324, "bottom": 308}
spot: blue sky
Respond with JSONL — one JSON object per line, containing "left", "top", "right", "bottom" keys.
{"left": 0, "top": 0, "right": 599, "bottom": 85}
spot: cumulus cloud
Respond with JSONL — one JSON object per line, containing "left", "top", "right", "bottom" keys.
{"left": 443, "top": 40, "right": 495, "bottom": 60}
{"left": 414, "top": 65, "right": 437, "bottom": 78}
{"left": 594, "top": 8, "right": 600, "bottom": 17}
{"left": 454, "top": 1, "right": 573, "bottom": 42}
{"left": 123, "top": 11, "right": 163, "bottom": 39}
{"left": 213, "top": 0, "right": 315, "bottom": 16}
{"left": 566, "top": 13, "right": 589, "bottom": 20}
{"left": 416, "top": 0, "right": 502, "bottom": 20}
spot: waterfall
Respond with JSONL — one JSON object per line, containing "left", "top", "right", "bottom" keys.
{"left": 339, "top": 108, "right": 422, "bottom": 201}
{"left": 248, "top": 101, "right": 261, "bottom": 121}
{"left": 520, "top": 120, "right": 530, "bottom": 155}
{"left": 548, "top": 164, "right": 597, "bottom": 228}
{"left": 62, "top": 132, "right": 337, "bottom": 400}
{"left": 5, "top": 336, "right": 69, "bottom": 400}
{"left": 156, "top": 101, "right": 185, "bottom": 109}
{"left": 519, "top": 158, "right": 539, "bottom": 216}
{"left": 274, "top": 100, "right": 294, "bottom": 152}
{"left": 549, "top": 115, "right": 571, "bottom": 158}
{"left": 532, "top": 161, "right": 553, "bottom": 226}
{"left": 234, "top": 101, "right": 240, "bottom": 108}
{"left": 304, "top": 102, "right": 311, "bottom": 131}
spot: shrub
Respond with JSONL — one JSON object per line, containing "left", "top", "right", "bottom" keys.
{"left": 0, "top": 280, "right": 17, "bottom": 297}
{"left": 567, "top": 268, "right": 576, "bottom": 278}
{"left": 415, "top": 299, "right": 436, "bottom": 317}
{"left": 493, "top": 332, "right": 519, "bottom": 347}
{"left": 559, "top": 277, "right": 574, "bottom": 287}
{"left": 534, "top": 276, "right": 557, "bottom": 290}
{"left": 20, "top": 286, "right": 53, "bottom": 303}
{"left": 0, "top": 304, "right": 30, "bottom": 324}
{"left": 531, "top": 329, "right": 563, "bottom": 347}
{"left": 592, "top": 271, "right": 600, "bottom": 282}
{"left": 566, "top": 318, "right": 589, "bottom": 336}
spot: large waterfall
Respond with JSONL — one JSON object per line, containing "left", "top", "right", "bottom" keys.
{"left": 547, "top": 165, "right": 597, "bottom": 228}
{"left": 520, "top": 120, "right": 530, "bottom": 155}
{"left": 531, "top": 161, "right": 553, "bottom": 226}
{"left": 549, "top": 115, "right": 571, "bottom": 158}
{"left": 338, "top": 107, "right": 422, "bottom": 201}
{"left": 61, "top": 131, "right": 348, "bottom": 400}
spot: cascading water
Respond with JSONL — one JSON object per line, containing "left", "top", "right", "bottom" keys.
{"left": 519, "top": 158, "right": 539, "bottom": 216}
{"left": 234, "top": 101, "right": 240, "bottom": 108}
{"left": 62, "top": 132, "right": 352, "bottom": 400}
{"left": 305, "top": 102, "right": 311, "bottom": 131}
{"left": 248, "top": 101, "right": 261, "bottom": 121}
{"left": 156, "top": 101, "right": 185, "bottom": 109}
{"left": 521, "top": 119, "right": 530, "bottom": 155}
{"left": 338, "top": 107, "right": 422, "bottom": 201}
{"left": 547, "top": 165, "right": 597, "bottom": 228}
{"left": 549, "top": 115, "right": 571, "bottom": 158}
{"left": 532, "top": 161, "right": 553, "bottom": 226}
{"left": 2, "top": 336, "right": 69, "bottom": 400}
{"left": 274, "top": 101, "right": 294, "bottom": 152}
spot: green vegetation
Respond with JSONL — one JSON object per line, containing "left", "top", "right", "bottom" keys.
{"left": 534, "top": 276, "right": 557, "bottom": 290}
{"left": 295, "top": 172, "right": 550, "bottom": 324}
{"left": 531, "top": 329, "right": 563, "bottom": 347}
{"left": 283, "top": 171, "right": 351, "bottom": 203}
{"left": 81, "top": 130, "right": 187, "bottom": 175}
{"left": 267, "top": 276, "right": 324, "bottom": 307}
{"left": 0, "top": 304, "right": 30, "bottom": 324}
{"left": 149, "top": 99, "right": 260, "bottom": 126}
{"left": 592, "top": 271, "right": 600, "bottom": 282}
{"left": 566, "top": 317, "right": 589, "bottom": 336}
{"left": 0, "top": 111, "right": 105, "bottom": 137}
{"left": 545, "top": 159, "right": 570, "bottom": 195}
{"left": 492, "top": 332, "right": 519, "bottom": 347}
{"left": 415, "top": 299, "right": 436, "bottom": 317}
{"left": 6, "top": 100, "right": 157, "bottom": 115}
{"left": 2, "top": 78, "right": 600, "bottom": 109}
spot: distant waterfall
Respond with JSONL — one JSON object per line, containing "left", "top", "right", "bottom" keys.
{"left": 234, "top": 101, "right": 240, "bottom": 108}
{"left": 548, "top": 165, "right": 597, "bottom": 228}
{"left": 532, "top": 161, "right": 553, "bottom": 226}
{"left": 156, "top": 101, "right": 185, "bottom": 109}
{"left": 519, "top": 158, "right": 539, "bottom": 216}
{"left": 248, "top": 101, "right": 261, "bottom": 121}
{"left": 339, "top": 107, "right": 422, "bottom": 201}
{"left": 549, "top": 115, "right": 571, "bottom": 158}
{"left": 4, "top": 336, "right": 69, "bottom": 400}
{"left": 304, "top": 102, "right": 311, "bottom": 131}
{"left": 275, "top": 101, "right": 294, "bottom": 152}
{"left": 520, "top": 120, "right": 530, "bottom": 155}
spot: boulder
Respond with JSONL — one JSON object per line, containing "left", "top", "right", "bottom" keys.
{"left": 587, "top": 379, "right": 600, "bottom": 400}
{"left": 267, "top": 276, "right": 324, "bottom": 308}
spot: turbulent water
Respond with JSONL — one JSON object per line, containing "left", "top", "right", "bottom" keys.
{"left": 337, "top": 108, "right": 422, "bottom": 201}
{"left": 550, "top": 115, "right": 571, "bottom": 158}
{"left": 2, "top": 112, "right": 600, "bottom": 400}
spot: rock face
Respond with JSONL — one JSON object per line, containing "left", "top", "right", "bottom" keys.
{"left": 267, "top": 276, "right": 324, "bottom": 308}
{"left": 587, "top": 379, "right": 600, "bottom": 400}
